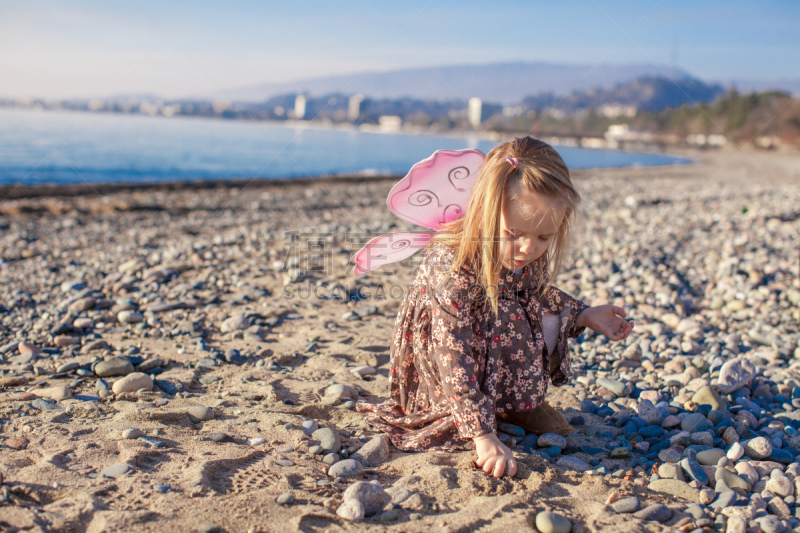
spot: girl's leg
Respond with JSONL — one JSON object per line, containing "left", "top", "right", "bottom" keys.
{"left": 542, "top": 311, "right": 560, "bottom": 375}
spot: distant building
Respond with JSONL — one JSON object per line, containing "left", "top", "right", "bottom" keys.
{"left": 294, "top": 95, "right": 306, "bottom": 120}
{"left": 348, "top": 94, "right": 364, "bottom": 121}
{"left": 212, "top": 99, "right": 231, "bottom": 114}
{"left": 468, "top": 97, "right": 482, "bottom": 127}
{"left": 378, "top": 115, "right": 402, "bottom": 132}
{"left": 598, "top": 103, "right": 637, "bottom": 118}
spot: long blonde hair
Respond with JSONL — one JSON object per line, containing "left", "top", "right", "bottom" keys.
{"left": 425, "top": 136, "right": 581, "bottom": 317}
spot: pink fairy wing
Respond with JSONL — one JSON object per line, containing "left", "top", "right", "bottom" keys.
{"left": 387, "top": 149, "right": 486, "bottom": 229}
{"left": 351, "top": 231, "right": 433, "bottom": 274}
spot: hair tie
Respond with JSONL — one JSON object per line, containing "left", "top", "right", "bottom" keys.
{"left": 506, "top": 156, "right": 519, "bottom": 168}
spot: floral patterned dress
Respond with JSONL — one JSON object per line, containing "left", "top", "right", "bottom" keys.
{"left": 356, "top": 241, "right": 589, "bottom": 452}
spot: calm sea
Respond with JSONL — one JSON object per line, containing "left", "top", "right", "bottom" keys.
{"left": 0, "top": 108, "right": 690, "bottom": 186}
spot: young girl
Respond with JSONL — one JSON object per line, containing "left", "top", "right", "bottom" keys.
{"left": 356, "top": 136, "right": 633, "bottom": 479}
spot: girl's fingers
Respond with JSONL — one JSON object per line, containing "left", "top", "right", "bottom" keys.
{"left": 612, "top": 306, "right": 627, "bottom": 318}
{"left": 483, "top": 457, "right": 497, "bottom": 474}
{"left": 506, "top": 458, "right": 517, "bottom": 477}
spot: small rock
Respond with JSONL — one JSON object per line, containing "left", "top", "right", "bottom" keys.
{"left": 313, "top": 427, "right": 342, "bottom": 453}
{"left": 633, "top": 504, "right": 672, "bottom": 523}
{"left": 328, "top": 459, "right": 364, "bottom": 479}
{"left": 95, "top": 358, "right": 134, "bottom": 377}
{"left": 343, "top": 481, "right": 391, "bottom": 516}
{"left": 534, "top": 511, "right": 572, "bottom": 533}
{"left": 744, "top": 437, "right": 773, "bottom": 460}
{"left": 122, "top": 429, "right": 144, "bottom": 439}
{"left": 350, "top": 436, "right": 390, "bottom": 467}
{"left": 31, "top": 386, "right": 72, "bottom": 400}
{"left": 610, "top": 496, "right": 640, "bottom": 513}
{"left": 188, "top": 406, "right": 215, "bottom": 423}
{"left": 302, "top": 420, "right": 319, "bottom": 434}
{"left": 118, "top": 310, "right": 144, "bottom": 324}
{"left": 556, "top": 456, "right": 590, "bottom": 472}
{"left": 538, "top": 433, "right": 567, "bottom": 448}
{"left": 111, "top": 372, "right": 153, "bottom": 394}
{"left": 101, "top": 464, "right": 132, "bottom": 478}
{"left": 717, "top": 357, "right": 756, "bottom": 394}
{"left": 276, "top": 493, "right": 294, "bottom": 505}
{"left": 336, "top": 499, "right": 365, "bottom": 521}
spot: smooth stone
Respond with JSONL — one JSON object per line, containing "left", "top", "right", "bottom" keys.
{"left": 765, "top": 470, "right": 792, "bottom": 497}
{"left": 498, "top": 422, "right": 526, "bottom": 437}
{"left": 188, "top": 405, "right": 215, "bottom": 423}
{"left": 610, "top": 447, "right": 631, "bottom": 458}
{"left": 696, "top": 449, "right": 726, "bottom": 466}
{"left": 633, "top": 504, "right": 672, "bottom": 522}
{"left": 56, "top": 362, "right": 80, "bottom": 373}
{"left": 744, "top": 437, "right": 773, "bottom": 460}
{"left": 308, "top": 445, "right": 324, "bottom": 455}
{"left": 718, "top": 357, "right": 756, "bottom": 394}
{"left": 313, "top": 427, "right": 342, "bottom": 453}
{"left": 101, "top": 464, "right": 132, "bottom": 477}
{"left": 153, "top": 484, "right": 170, "bottom": 493}
{"left": 611, "top": 496, "right": 640, "bottom": 513}
{"left": 248, "top": 438, "right": 266, "bottom": 446}
{"left": 728, "top": 442, "right": 745, "bottom": 461}
{"left": 692, "top": 386, "right": 728, "bottom": 410}
{"left": 336, "top": 499, "right": 365, "bottom": 521}
{"left": 710, "top": 490, "right": 739, "bottom": 509}
{"left": 95, "top": 358, "right": 134, "bottom": 377}
{"left": 328, "top": 459, "right": 364, "bottom": 479}
{"left": 209, "top": 433, "right": 230, "bottom": 443}
{"left": 343, "top": 481, "right": 391, "bottom": 516}
{"left": 302, "top": 419, "right": 319, "bottom": 434}
{"left": 534, "top": 511, "right": 572, "bottom": 533}
{"left": 661, "top": 415, "right": 680, "bottom": 428}
{"left": 111, "top": 373, "right": 153, "bottom": 394}
{"left": 118, "top": 310, "right": 144, "bottom": 324}
{"left": 714, "top": 467, "right": 750, "bottom": 492}
{"left": 385, "top": 486, "right": 412, "bottom": 504}
{"left": 276, "top": 493, "right": 294, "bottom": 505}
{"left": 31, "top": 398, "right": 61, "bottom": 411}
{"left": 648, "top": 479, "right": 701, "bottom": 503}
{"left": 323, "top": 453, "right": 339, "bottom": 465}
{"left": 680, "top": 457, "right": 709, "bottom": 485}
{"left": 596, "top": 378, "right": 631, "bottom": 397}
{"left": 638, "top": 399, "right": 663, "bottom": 425}
{"left": 122, "top": 429, "right": 144, "bottom": 439}
{"left": 221, "top": 313, "right": 250, "bottom": 333}
{"left": 350, "top": 436, "right": 390, "bottom": 467}
{"left": 681, "top": 413, "right": 711, "bottom": 433}
{"left": 556, "top": 456, "right": 591, "bottom": 472}
{"left": 538, "top": 433, "right": 567, "bottom": 448}
{"left": 324, "top": 383, "right": 359, "bottom": 402}
{"left": 31, "top": 386, "right": 72, "bottom": 400}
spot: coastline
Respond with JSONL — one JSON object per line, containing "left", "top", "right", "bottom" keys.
{"left": 0, "top": 148, "right": 798, "bottom": 532}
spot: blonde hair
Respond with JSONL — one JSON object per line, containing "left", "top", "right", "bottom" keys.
{"left": 425, "top": 136, "right": 581, "bottom": 317}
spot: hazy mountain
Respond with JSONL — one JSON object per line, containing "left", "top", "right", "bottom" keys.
{"left": 522, "top": 75, "right": 726, "bottom": 114}
{"left": 228, "top": 61, "right": 695, "bottom": 104}
{"left": 724, "top": 77, "right": 800, "bottom": 96}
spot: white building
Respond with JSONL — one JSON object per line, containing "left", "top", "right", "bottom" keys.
{"left": 294, "top": 95, "right": 307, "bottom": 120}
{"left": 468, "top": 97, "right": 482, "bottom": 128}
{"left": 348, "top": 94, "right": 364, "bottom": 121}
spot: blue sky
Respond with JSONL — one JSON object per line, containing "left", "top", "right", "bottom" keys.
{"left": 1, "top": 0, "right": 797, "bottom": 99}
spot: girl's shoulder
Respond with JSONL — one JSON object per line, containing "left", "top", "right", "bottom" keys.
{"left": 422, "top": 242, "right": 480, "bottom": 304}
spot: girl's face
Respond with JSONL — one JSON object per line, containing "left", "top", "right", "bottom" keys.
{"left": 499, "top": 187, "right": 566, "bottom": 272}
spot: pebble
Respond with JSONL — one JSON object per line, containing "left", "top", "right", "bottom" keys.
{"left": 745, "top": 437, "right": 773, "bottom": 460}
{"left": 633, "top": 504, "right": 672, "bottom": 523}
{"left": 717, "top": 357, "right": 756, "bottom": 394}
{"left": 534, "top": 511, "right": 572, "bottom": 533}
{"left": 336, "top": 499, "right": 365, "bottom": 521}
{"left": 350, "top": 436, "right": 390, "bottom": 467}
{"left": 111, "top": 373, "right": 153, "bottom": 394}
{"left": 610, "top": 496, "right": 640, "bottom": 513}
{"left": 188, "top": 406, "right": 215, "bottom": 423}
{"left": 313, "top": 427, "right": 342, "bottom": 453}
{"left": 328, "top": 459, "right": 364, "bottom": 479}
{"left": 276, "top": 493, "right": 294, "bottom": 505}
{"left": 538, "top": 433, "right": 567, "bottom": 448}
{"left": 343, "top": 481, "right": 391, "bottom": 516}
{"left": 301, "top": 419, "right": 319, "bottom": 434}
{"left": 122, "top": 429, "right": 144, "bottom": 439}
{"left": 94, "top": 358, "right": 134, "bottom": 377}
{"left": 101, "top": 464, "right": 132, "bottom": 477}
{"left": 556, "top": 456, "right": 590, "bottom": 472}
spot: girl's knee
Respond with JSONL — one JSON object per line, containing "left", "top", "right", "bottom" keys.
{"left": 542, "top": 312, "right": 559, "bottom": 356}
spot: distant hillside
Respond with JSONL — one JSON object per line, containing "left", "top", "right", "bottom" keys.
{"left": 228, "top": 61, "right": 692, "bottom": 104}
{"left": 522, "top": 75, "right": 726, "bottom": 114}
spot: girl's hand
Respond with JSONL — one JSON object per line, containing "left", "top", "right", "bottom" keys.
{"left": 577, "top": 305, "right": 633, "bottom": 341}
{"left": 473, "top": 433, "right": 516, "bottom": 478}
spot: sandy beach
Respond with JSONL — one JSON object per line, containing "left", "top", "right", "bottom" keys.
{"left": 1, "top": 148, "right": 799, "bottom": 533}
